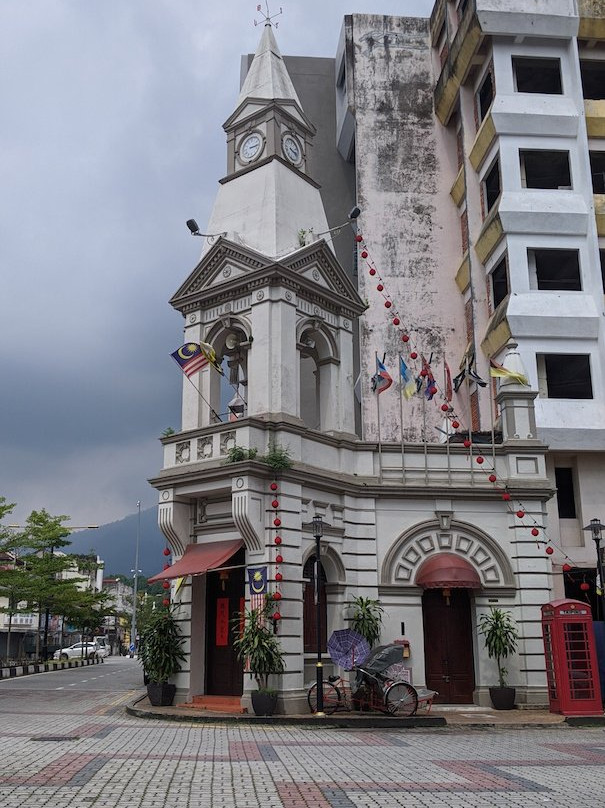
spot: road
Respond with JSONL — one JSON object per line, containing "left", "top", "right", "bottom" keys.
{"left": 1, "top": 657, "right": 605, "bottom": 807}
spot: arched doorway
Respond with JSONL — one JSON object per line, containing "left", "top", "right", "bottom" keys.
{"left": 418, "top": 553, "right": 479, "bottom": 703}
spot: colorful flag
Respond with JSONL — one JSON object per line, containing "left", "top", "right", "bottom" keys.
{"left": 489, "top": 358, "right": 529, "bottom": 386}
{"left": 228, "top": 393, "right": 246, "bottom": 421}
{"left": 453, "top": 366, "right": 466, "bottom": 393}
{"left": 171, "top": 343, "right": 209, "bottom": 377}
{"left": 399, "top": 356, "right": 416, "bottom": 399}
{"left": 444, "top": 361, "right": 453, "bottom": 402}
{"left": 422, "top": 355, "right": 437, "bottom": 400}
{"left": 371, "top": 356, "right": 393, "bottom": 394}
{"left": 468, "top": 353, "right": 487, "bottom": 387}
{"left": 200, "top": 341, "right": 224, "bottom": 375}
{"left": 248, "top": 566, "right": 268, "bottom": 612}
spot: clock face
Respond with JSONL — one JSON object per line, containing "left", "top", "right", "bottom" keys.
{"left": 283, "top": 134, "right": 302, "bottom": 165}
{"left": 240, "top": 133, "right": 262, "bottom": 162}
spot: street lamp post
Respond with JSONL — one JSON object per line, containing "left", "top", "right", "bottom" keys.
{"left": 583, "top": 518, "right": 605, "bottom": 621}
{"left": 312, "top": 515, "right": 328, "bottom": 716}
{"left": 130, "top": 501, "right": 141, "bottom": 654}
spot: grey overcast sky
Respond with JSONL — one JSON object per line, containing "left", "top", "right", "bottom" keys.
{"left": 1, "top": 0, "right": 434, "bottom": 528}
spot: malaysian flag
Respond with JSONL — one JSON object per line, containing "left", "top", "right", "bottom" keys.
{"left": 171, "top": 343, "right": 209, "bottom": 377}
{"left": 248, "top": 567, "right": 268, "bottom": 613}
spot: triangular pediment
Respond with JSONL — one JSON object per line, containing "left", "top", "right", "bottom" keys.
{"left": 170, "top": 237, "right": 366, "bottom": 317}
{"left": 223, "top": 97, "right": 313, "bottom": 133}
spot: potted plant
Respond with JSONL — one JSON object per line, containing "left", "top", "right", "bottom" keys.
{"left": 350, "top": 596, "right": 384, "bottom": 648}
{"left": 138, "top": 608, "right": 186, "bottom": 707}
{"left": 232, "top": 600, "right": 286, "bottom": 715}
{"left": 478, "top": 607, "right": 519, "bottom": 710}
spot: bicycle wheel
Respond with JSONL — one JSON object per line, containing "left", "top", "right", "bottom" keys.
{"left": 384, "top": 682, "right": 418, "bottom": 716}
{"left": 307, "top": 681, "right": 340, "bottom": 715}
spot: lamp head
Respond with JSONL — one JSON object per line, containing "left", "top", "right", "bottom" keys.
{"left": 312, "top": 514, "right": 324, "bottom": 538}
{"left": 186, "top": 219, "right": 200, "bottom": 235}
{"left": 348, "top": 206, "right": 361, "bottom": 220}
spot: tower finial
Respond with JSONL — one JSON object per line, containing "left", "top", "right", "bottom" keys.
{"left": 254, "top": 2, "right": 283, "bottom": 28}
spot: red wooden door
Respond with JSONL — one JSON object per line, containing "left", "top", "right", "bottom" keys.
{"left": 422, "top": 588, "right": 475, "bottom": 703}
{"left": 205, "top": 550, "right": 244, "bottom": 696}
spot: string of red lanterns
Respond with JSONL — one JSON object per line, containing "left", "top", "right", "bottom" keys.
{"left": 271, "top": 481, "right": 282, "bottom": 624}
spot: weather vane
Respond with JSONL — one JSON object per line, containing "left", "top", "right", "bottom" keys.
{"left": 254, "top": 2, "right": 283, "bottom": 27}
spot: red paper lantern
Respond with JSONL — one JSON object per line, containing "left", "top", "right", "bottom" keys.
{"left": 441, "top": 403, "right": 449, "bottom": 412}
{"left": 162, "top": 581, "right": 170, "bottom": 590}
{"left": 452, "top": 420, "right": 460, "bottom": 429}
{"left": 163, "top": 563, "right": 170, "bottom": 570}
{"left": 273, "top": 517, "right": 281, "bottom": 527}
{"left": 531, "top": 528, "right": 539, "bottom": 537}
{"left": 377, "top": 283, "right": 384, "bottom": 291}
{"left": 393, "top": 317, "right": 400, "bottom": 326}
{"left": 429, "top": 386, "right": 437, "bottom": 396}
{"left": 546, "top": 546, "right": 554, "bottom": 555}
{"left": 502, "top": 492, "right": 511, "bottom": 501}
{"left": 162, "top": 598, "right": 170, "bottom": 607}
{"left": 385, "top": 300, "right": 392, "bottom": 308}
{"left": 420, "top": 369, "right": 427, "bottom": 377}
{"left": 163, "top": 548, "right": 171, "bottom": 557}
{"left": 273, "top": 611, "right": 281, "bottom": 621}
{"left": 410, "top": 351, "right": 417, "bottom": 359}
{"left": 355, "top": 234, "right": 363, "bottom": 243}
{"left": 361, "top": 250, "right": 368, "bottom": 258}
{"left": 275, "top": 572, "right": 283, "bottom": 582}
{"left": 275, "top": 554, "right": 283, "bottom": 563}
{"left": 270, "top": 482, "right": 278, "bottom": 491}
{"left": 273, "top": 591, "right": 282, "bottom": 601}
{"left": 562, "top": 563, "right": 572, "bottom": 573}
{"left": 463, "top": 439, "right": 471, "bottom": 448}
{"left": 369, "top": 268, "right": 376, "bottom": 276}
{"left": 274, "top": 536, "right": 282, "bottom": 545}
{"left": 580, "top": 582, "right": 590, "bottom": 591}
{"left": 476, "top": 456, "right": 484, "bottom": 465}
{"left": 488, "top": 474, "right": 497, "bottom": 483}
{"left": 272, "top": 499, "right": 279, "bottom": 509}
{"left": 402, "top": 334, "right": 409, "bottom": 342}
{"left": 516, "top": 510, "right": 525, "bottom": 519}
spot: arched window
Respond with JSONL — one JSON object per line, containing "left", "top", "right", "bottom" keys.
{"left": 302, "top": 555, "right": 327, "bottom": 653}
{"left": 207, "top": 325, "right": 249, "bottom": 422}
{"left": 298, "top": 324, "right": 337, "bottom": 431}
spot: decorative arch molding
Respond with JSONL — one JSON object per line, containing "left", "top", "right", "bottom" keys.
{"left": 381, "top": 519, "right": 515, "bottom": 589}
{"left": 296, "top": 317, "right": 339, "bottom": 363}
{"left": 302, "top": 543, "right": 347, "bottom": 585}
{"left": 205, "top": 315, "right": 252, "bottom": 348}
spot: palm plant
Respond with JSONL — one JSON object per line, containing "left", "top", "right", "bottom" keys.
{"left": 350, "top": 596, "right": 384, "bottom": 648}
{"left": 478, "top": 607, "right": 519, "bottom": 687}
{"left": 138, "top": 608, "right": 186, "bottom": 684}
{"left": 232, "top": 601, "right": 285, "bottom": 692}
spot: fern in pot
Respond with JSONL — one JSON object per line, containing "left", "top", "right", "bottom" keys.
{"left": 232, "top": 600, "right": 286, "bottom": 715}
{"left": 478, "top": 607, "right": 519, "bottom": 710}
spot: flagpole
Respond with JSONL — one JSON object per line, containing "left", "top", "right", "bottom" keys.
{"left": 375, "top": 352, "right": 383, "bottom": 484}
{"left": 444, "top": 359, "right": 452, "bottom": 485}
{"left": 184, "top": 373, "right": 223, "bottom": 423}
{"left": 398, "top": 354, "right": 406, "bottom": 484}
{"left": 422, "top": 393, "right": 428, "bottom": 485}
{"left": 465, "top": 355, "right": 474, "bottom": 485}
{"left": 489, "top": 359, "right": 497, "bottom": 470}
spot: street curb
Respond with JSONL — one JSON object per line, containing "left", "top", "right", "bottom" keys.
{"left": 0, "top": 657, "right": 103, "bottom": 680}
{"left": 564, "top": 715, "right": 605, "bottom": 727}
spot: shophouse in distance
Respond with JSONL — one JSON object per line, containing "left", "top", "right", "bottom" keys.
{"left": 149, "top": 0, "right": 605, "bottom": 713}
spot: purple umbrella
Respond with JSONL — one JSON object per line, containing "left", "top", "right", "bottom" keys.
{"left": 327, "top": 629, "right": 371, "bottom": 670}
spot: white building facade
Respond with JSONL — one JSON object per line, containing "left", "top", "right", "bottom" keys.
{"left": 149, "top": 2, "right": 605, "bottom": 713}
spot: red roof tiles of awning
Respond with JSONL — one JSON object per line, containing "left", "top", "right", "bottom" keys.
{"left": 415, "top": 553, "right": 481, "bottom": 589}
{"left": 148, "top": 539, "right": 243, "bottom": 583}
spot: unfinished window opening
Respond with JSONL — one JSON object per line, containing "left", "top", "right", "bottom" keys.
{"left": 520, "top": 150, "right": 571, "bottom": 190}
{"left": 477, "top": 70, "right": 494, "bottom": 124}
{"left": 528, "top": 249, "right": 581, "bottom": 291}
{"left": 580, "top": 60, "right": 605, "bottom": 100}
{"left": 490, "top": 255, "right": 509, "bottom": 308}
{"left": 483, "top": 158, "right": 501, "bottom": 213}
{"left": 537, "top": 353, "right": 593, "bottom": 399}
{"left": 555, "top": 467, "right": 577, "bottom": 519}
{"left": 513, "top": 57, "right": 562, "bottom": 94}
{"left": 589, "top": 152, "right": 605, "bottom": 194}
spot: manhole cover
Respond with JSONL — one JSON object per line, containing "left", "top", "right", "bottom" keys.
{"left": 31, "top": 735, "right": 80, "bottom": 742}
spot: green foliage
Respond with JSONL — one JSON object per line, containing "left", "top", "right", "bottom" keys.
{"left": 478, "top": 607, "right": 519, "bottom": 688}
{"left": 260, "top": 442, "right": 292, "bottom": 471}
{"left": 161, "top": 427, "right": 176, "bottom": 437}
{"left": 138, "top": 608, "right": 186, "bottom": 684}
{"left": 350, "top": 596, "right": 384, "bottom": 648}
{"left": 224, "top": 446, "right": 259, "bottom": 463}
{"left": 232, "top": 600, "right": 286, "bottom": 692}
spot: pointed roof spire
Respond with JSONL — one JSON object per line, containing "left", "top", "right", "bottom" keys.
{"left": 237, "top": 23, "right": 301, "bottom": 106}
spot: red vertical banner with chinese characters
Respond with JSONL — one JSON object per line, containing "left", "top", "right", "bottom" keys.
{"left": 215, "top": 597, "right": 230, "bottom": 646}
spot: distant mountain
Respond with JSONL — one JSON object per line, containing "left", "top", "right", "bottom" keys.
{"left": 67, "top": 507, "right": 167, "bottom": 578}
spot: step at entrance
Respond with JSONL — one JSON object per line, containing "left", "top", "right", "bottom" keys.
{"left": 183, "top": 695, "right": 246, "bottom": 713}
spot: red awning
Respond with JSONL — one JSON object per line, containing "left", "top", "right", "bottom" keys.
{"left": 415, "top": 553, "right": 481, "bottom": 589}
{"left": 148, "top": 539, "right": 244, "bottom": 583}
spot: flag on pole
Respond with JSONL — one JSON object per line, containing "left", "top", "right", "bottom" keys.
{"left": 422, "top": 355, "right": 437, "bottom": 400}
{"left": 200, "top": 341, "right": 224, "bottom": 375}
{"left": 444, "top": 361, "right": 453, "bottom": 402}
{"left": 171, "top": 343, "right": 209, "bottom": 377}
{"left": 468, "top": 353, "right": 487, "bottom": 387}
{"left": 399, "top": 356, "right": 416, "bottom": 399}
{"left": 372, "top": 355, "right": 393, "bottom": 394}
{"left": 248, "top": 567, "right": 268, "bottom": 612}
{"left": 489, "top": 358, "right": 529, "bottom": 386}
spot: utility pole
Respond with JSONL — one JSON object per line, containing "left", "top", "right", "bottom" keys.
{"left": 130, "top": 501, "right": 141, "bottom": 654}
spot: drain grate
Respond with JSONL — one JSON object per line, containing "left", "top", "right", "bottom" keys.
{"left": 31, "top": 735, "right": 80, "bottom": 742}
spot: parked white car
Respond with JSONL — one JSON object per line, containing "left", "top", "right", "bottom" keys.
{"left": 53, "top": 642, "right": 99, "bottom": 660}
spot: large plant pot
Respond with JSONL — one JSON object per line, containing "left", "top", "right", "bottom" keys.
{"left": 251, "top": 690, "right": 278, "bottom": 716}
{"left": 147, "top": 682, "right": 176, "bottom": 707}
{"left": 489, "top": 686, "right": 516, "bottom": 710}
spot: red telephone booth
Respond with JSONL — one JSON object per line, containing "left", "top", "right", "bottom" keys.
{"left": 541, "top": 599, "right": 602, "bottom": 716}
